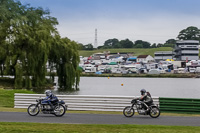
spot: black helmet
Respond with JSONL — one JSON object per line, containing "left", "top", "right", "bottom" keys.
{"left": 140, "top": 89, "right": 146, "bottom": 95}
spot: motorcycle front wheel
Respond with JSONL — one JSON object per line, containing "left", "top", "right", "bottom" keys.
{"left": 27, "top": 104, "right": 40, "bottom": 116}
{"left": 123, "top": 106, "right": 134, "bottom": 117}
{"left": 149, "top": 106, "right": 160, "bottom": 118}
{"left": 54, "top": 104, "right": 66, "bottom": 117}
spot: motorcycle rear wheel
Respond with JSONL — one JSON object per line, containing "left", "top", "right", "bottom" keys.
{"left": 149, "top": 106, "right": 160, "bottom": 118}
{"left": 27, "top": 104, "right": 40, "bottom": 116}
{"left": 123, "top": 106, "right": 134, "bottom": 117}
{"left": 54, "top": 104, "right": 66, "bottom": 117}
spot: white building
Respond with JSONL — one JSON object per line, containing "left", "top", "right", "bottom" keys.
{"left": 137, "top": 55, "right": 155, "bottom": 63}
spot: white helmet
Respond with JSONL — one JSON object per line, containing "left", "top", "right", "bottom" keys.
{"left": 45, "top": 90, "right": 52, "bottom": 97}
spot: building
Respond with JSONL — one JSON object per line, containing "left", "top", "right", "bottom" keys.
{"left": 154, "top": 51, "right": 173, "bottom": 62}
{"left": 137, "top": 55, "right": 155, "bottom": 63}
{"left": 174, "top": 40, "right": 199, "bottom": 61}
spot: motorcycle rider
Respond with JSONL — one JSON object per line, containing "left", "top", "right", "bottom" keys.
{"left": 139, "top": 89, "right": 153, "bottom": 110}
{"left": 44, "top": 90, "right": 58, "bottom": 111}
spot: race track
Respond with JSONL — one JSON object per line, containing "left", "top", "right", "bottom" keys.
{"left": 0, "top": 112, "right": 200, "bottom": 126}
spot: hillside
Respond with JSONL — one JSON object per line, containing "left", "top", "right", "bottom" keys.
{"left": 79, "top": 47, "right": 173, "bottom": 57}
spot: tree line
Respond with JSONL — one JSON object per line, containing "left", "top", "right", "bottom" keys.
{"left": 0, "top": 0, "right": 80, "bottom": 91}
{"left": 79, "top": 26, "right": 200, "bottom": 50}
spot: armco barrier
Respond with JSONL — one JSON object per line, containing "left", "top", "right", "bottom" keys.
{"left": 159, "top": 97, "right": 200, "bottom": 114}
{"left": 14, "top": 93, "right": 159, "bottom": 112}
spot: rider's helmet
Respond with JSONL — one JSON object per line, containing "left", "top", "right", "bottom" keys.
{"left": 45, "top": 90, "right": 52, "bottom": 97}
{"left": 140, "top": 89, "right": 146, "bottom": 95}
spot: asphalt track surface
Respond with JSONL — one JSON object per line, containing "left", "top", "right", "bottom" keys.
{"left": 0, "top": 112, "right": 200, "bottom": 126}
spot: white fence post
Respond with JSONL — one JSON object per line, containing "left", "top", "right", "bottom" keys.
{"left": 14, "top": 93, "right": 159, "bottom": 112}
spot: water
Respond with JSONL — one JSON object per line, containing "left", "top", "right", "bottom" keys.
{"left": 56, "top": 77, "right": 200, "bottom": 99}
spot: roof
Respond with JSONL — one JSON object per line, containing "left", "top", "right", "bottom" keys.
{"left": 154, "top": 51, "right": 173, "bottom": 54}
{"left": 137, "top": 55, "right": 149, "bottom": 58}
{"left": 176, "top": 40, "right": 199, "bottom": 44}
{"left": 128, "top": 56, "right": 137, "bottom": 59}
{"left": 108, "top": 62, "right": 118, "bottom": 65}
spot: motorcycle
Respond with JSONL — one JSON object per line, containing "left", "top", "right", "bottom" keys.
{"left": 123, "top": 98, "right": 160, "bottom": 118}
{"left": 27, "top": 98, "right": 67, "bottom": 117}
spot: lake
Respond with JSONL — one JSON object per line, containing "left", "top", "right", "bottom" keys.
{"left": 55, "top": 77, "right": 200, "bottom": 99}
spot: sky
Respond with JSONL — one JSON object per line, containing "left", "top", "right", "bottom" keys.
{"left": 20, "top": 0, "right": 200, "bottom": 46}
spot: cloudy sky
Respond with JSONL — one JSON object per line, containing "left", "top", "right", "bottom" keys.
{"left": 20, "top": 0, "right": 200, "bottom": 46}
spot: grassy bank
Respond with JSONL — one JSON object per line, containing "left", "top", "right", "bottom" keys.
{"left": 81, "top": 73, "right": 199, "bottom": 78}
{"left": 0, "top": 89, "right": 35, "bottom": 108}
{"left": 0, "top": 122, "right": 200, "bottom": 133}
{"left": 79, "top": 47, "right": 173, "bottom": 57}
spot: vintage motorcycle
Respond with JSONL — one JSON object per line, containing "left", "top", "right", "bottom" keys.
{"left": 27, "top": 98, "right": 67, "bottom": 117}
{"left": 123, "top": 98, "right": 160, "bottom": 118}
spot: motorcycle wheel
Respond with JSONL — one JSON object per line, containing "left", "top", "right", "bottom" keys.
{"left": 27, "top": 104, "right": 40, "bottom": 116}
{"left": 123, "top": 106, "right": 134, "bottom": 117}
{"left": 54, "top": 104, "right": 66, "bottom": 117}
{"left": 149, "top": 106, "right": 160, "bottom": 118}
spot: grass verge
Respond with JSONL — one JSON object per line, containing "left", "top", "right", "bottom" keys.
{"left": 1, "top": 107, "right": 200, "bottom": 117}
{"left": 0, "top": 122, "right": 200, "bottom": 133}
{"left": 0, "top": 88, "right": 35, "bottom": 108}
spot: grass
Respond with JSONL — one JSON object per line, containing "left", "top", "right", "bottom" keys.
{"left": 0, "top": 122, "right": 200, "bottom": 133}
{"left": 1, "top": 107, "right": 200, "bottom": 117}
{"left": 79, "top": 47, "right": 173, "bottom": 57}
{"left": 0, "top": 88, "right": 35, "bottom": 108}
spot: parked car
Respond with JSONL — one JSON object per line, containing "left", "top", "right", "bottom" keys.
{"left": 178, "top": 68, "right": 185, "bottom": 73}
{"left": 195, "top": 67, "right": 200, "bottom": 73}
{"left": 189, "top": 67, "right": 196, "bottom": 73}
{"left": 148, "top": 69, "right": 160, "bottom": 74}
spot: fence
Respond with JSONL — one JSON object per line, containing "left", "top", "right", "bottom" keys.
{"left": 159, "top": 97, "right": 200, "bottom": 114}
{"left": 14, "top": 93, "right": 159, "bottom": 112}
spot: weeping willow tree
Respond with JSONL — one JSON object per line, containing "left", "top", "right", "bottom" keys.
{"left": 0, "top": 0, "right": 80, "bottom": 90}
{"left": 0, "top": 0, "right": 17, "bottom": 77}
{"left": 49, "top": 36, "right": 80, "bottom": 90}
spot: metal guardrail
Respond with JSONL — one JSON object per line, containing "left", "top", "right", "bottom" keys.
{"left": 14, "top": 93, "right": 159, "bottom": 112}
{"left": 159, "top": 97, "right": 200, "bottom": 114}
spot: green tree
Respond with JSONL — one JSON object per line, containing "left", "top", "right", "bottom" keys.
{"left": 83, "top": 44, "right": 93, "bottom": 50}
{"left": 0, "top": 0, "right": 80, "bottom": 90}
{"left": 49, "top": 37, "right": 80, "bottom": 90}
{"left": 151, "top": 43, "right": 157, "bottom": 48}
{"left": 4, "top": 4, "right": 58, "bottom": 89}
{"left": 97, "top": 46, "right": 104, "bottom": 49}
{"left": 177, "top": 26, "right": 200, "bottom": 40}
{"left": 104, "top": 38, "right": 120, "bottom": 48}
{"left": 165, "top": 39, "right": 176, "bottom": 44}
{"left": 120, "top": 39, "right": 133, "bottom": 48}
{"left": 0, "top": 0, "right": 20, "bottom": 77}
{"left": 135, "top": 44, "right": 143, "bottom": 48}
{"left": 162, "top": 39, "right": 176, "bottom": 48}
{"left": 134, "top": 40, "right": 151, "bottom": 48}
{"left": 77, "top": 43, "right": 84, "bottom": 50}
{"left": 157, "top": 43, "right": 163, "bottom": 47}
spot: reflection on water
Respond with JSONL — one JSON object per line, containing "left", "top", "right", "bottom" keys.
{"left": 52, "top": 77, "right": 200, "bottom": 99}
